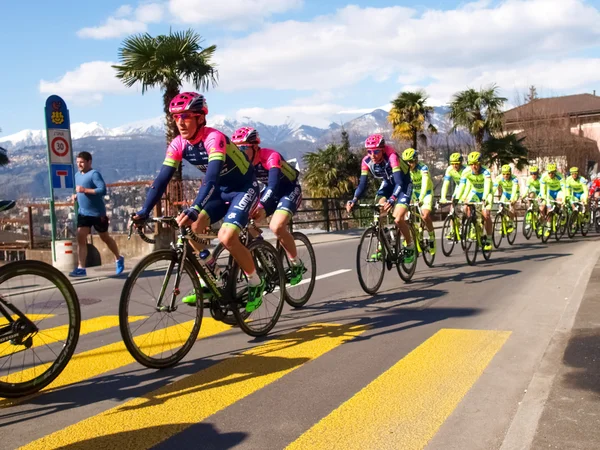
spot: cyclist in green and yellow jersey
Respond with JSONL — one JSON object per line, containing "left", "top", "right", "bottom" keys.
{"left": 402, "top": 148, "right": 435, "bottom": 250}
{"left": 440, "top": 152, "right": 467, "bottom": 203}
{"left": 522, "top": 166, "right": 540, "bottom": 200}
{"left": 564, "top": 166, "right": 588, "bottom": 208}
{"left": 455, "top": 151, "right": 493, "bottom": 251}
{"left": 493, "top": 164, "right": 520, "bottom": 232}
{"left": 540, "top": 162, "right": 565, "bottom": 218}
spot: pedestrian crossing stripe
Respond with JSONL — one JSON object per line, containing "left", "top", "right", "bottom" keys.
{"left": 286, "top": 328, "right": 511, "bottom": 450}
{"left": 20, "top": 322, "right": 369, "bottom": 450}
{"left": 1, "top": 317, "right": 231, "bottom": 407}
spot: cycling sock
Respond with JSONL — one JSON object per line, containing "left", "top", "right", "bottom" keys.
{"left": 246, "top": 271, "right": 261, "bottom": 287}
{"left": 289, "top": 257, "right": 300, "bottom": 266}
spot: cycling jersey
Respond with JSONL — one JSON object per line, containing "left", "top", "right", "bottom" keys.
{"left": 494, "top": 174, "right": 520, "bottom": 201}
{"left": 252, "top": 147, "right": 301, "bottom": 216}
{"left": 352, "top": 145, "right": 412, "bottom": 204}
{"left": 588, "top": 178, "right": 600, "bottom": 197}
{"left": 540, "top": 172, "right": 564, "bottom": 203}
{"left": 456, "top": 166, "right": 492, "bottom": 203}
{"left": 525, "top": 176, "right": 540, "bottom": 197}
{"left": 565, "top": 175, "right": 588, "bottom": 202}
{"left": 138, "top": 127, "right": 256, "bottom": 228}
{"left": 440, "top": 164, "right": 466, "bottom": 201}
{"left": 410, "top": 162, "right": 434, "bottom": 205}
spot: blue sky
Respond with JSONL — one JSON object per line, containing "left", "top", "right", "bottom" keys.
{"left": 2, "top": 0, "right": 600, "bottom": 136}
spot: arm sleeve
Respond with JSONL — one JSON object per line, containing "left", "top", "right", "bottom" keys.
{"left": 440, "top": 167, "right": 452, "bottom": 200}
{"left": 353, "top": 174, "right": 368, "bottom": 201}
{"left": 483, "top": 174, "right": 492, "bottom": 199}
{"left": 391, "top": 170, "right": 406, "bottom": 200}
{"left": 419, "top": 167, "right": 430, "bottom": 202}
{"left": 582, "top": 178, "right": 589, "bottom": 202}
{"left": 139, "top": 165, "right": 176, "bottom": 215}
{"left": 493, "top": 176, "right": 500, "bottom": 197}
{"left": 260, "top": 166, "right": 282, "bottom": 211}
{"left": 91, "top": 171, "right": 106, "bottom": 196}
{"left": 511, "top": 178, "right": 518, "bottom": 199}
{"left": 191, "top": 159, "right": 223, "bottom": 210}
{"left": 455, "top": 173, "right": 467, "bottom": 201}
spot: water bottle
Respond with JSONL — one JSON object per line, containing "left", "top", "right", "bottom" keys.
{"left": 199, "top": 249, "right": 222, "bottom": 279}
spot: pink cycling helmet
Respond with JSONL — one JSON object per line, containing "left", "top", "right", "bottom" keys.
{"left": 232, "top": 127, "right": 261, "bottom": 145}
{"left": 365, "top": 134, "right": 385, "bottom": 149}
{"left": 169, "top": 92, "right": 208, "bottom": 115}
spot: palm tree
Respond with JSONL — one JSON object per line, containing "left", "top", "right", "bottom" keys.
{"left": 387, "top": 90, "right": 437, "bottom": 151}
{"left": 448, "top": 84, "right": 507, "bottom": 151}
{"left": 481, "top": 133, "right": 529, "bottom": 170}
{"left": 112, "top": 29, "right": 218, "bottom": 211}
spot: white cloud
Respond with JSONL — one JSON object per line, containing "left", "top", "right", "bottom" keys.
{"left": 216, "top": 0, "right": 600, "bottom": 93}
{"left": 168, "top": 0, "right": 302, "bottom": 26}
{"left": 135, "top": 3, "right": 164, "bottom": 23}
{"left": 77, "top": 3, "right": 163, "bottom": 39}
{"left": 77, "top": 17, "right": 147, "bottom": 39}
{"left": 39, "top": 61, "right": 129, "bottom": 105}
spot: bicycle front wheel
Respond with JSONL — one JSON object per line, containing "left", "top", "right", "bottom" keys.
{"left": 492, "top": 214, "right": 503, "bottom": 249}
{"left": 229, "top": 240, "right": 286, "bottom": 337}
{"left": 567, "top": 212, "right": 578, "bottom": 238}
{"left": 506, "top": 214, "right": 518, "bottom": 245}
{"left": 523, "top": 210, "right": 533, "bottom": 240}
{"left": 582, "top": 210, "right": 591, "bottom": 236}
{"left": 0, "top": 260, "right": 80, "bottom": 398}
{"left": 463, "top": 217, "right": 479, "bottom": 266}
{"left": 441, "top": 215, "right": 456, "bottom": 257}
{"left": 357, "top": 226, "right": 385, "bottom": 294}
{"left": 397, "top": 224, "right": 418, "bottom": 282}
{"left": 119, "top": 250, "right": 202, "bottom": 369}
{"left": 279, "top": 232, "right": 317, "bottom": 308}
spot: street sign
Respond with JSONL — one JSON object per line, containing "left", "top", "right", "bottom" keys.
{"left": 51, "top": 164, "right": 74, "bottom": 189}
{"left": 48, "top": 129, "right": 73, "bottom": 164}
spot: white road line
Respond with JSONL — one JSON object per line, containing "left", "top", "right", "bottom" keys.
{"left": 286, "top": 269, "right": 352, "bottom": 289}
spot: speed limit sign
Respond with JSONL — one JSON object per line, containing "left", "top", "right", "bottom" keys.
{"left": 47, "top": 129, "right": 73, "bottom": 163}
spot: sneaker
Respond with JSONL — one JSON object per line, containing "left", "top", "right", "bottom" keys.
{"left": 182, "top": 277, "right": 213, "bottom": 306}
{"left": 116, "top": 256, "right": 125, "bottom": 275}
{"left": 427, "top": 233, "right": 436, "bottom": 255}
{"left": 445, "top": 230, "right": 456, "bottom": 240}
{"left": 288, "top": 262, "right": 306, "bottom": 286}
{"left": 482, "top": 237, "right": 492, "bottom": 251}
{"left": 403, "top": 245, "right": 415, "bottom": 264}
{"left": 370, "top": 243, "right": 382, "bottom": 260}
{"left": 246, "top": 278, "right": 266, "bottom": 313}
{"left": 69, "top": 268, "right": 87, "bottom": 277}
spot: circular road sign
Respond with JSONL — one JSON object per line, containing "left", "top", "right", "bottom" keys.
{"left": 51, "top": 136, "right": 69, "bottom": 157}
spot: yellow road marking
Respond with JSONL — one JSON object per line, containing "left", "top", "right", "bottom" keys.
{"left": 0, "top": 315, "right": 146, "bottom": 359}
{"left": 21, "top": 322, "right": 368, "bottom": 450}
{"left": 1, "top": 317, "right": 230, "bottom": 405}
{"left": 287, "top": 328, "right": 511, "bottom": 450}
{"left": 0, "top": 314, "right": 54, "bottom": 326}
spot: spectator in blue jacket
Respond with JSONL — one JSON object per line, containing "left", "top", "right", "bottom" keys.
{"left": 70, "top": 151, "right": 124, "bottom": 277}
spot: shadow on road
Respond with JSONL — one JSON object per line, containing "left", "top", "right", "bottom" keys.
{"left": 561, "top": 328, "right": 600, "bottom": 396}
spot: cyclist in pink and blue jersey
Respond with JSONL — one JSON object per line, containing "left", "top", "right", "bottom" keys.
{"left": 232, "top": 126, "right": 305, "bottom": 286}
{"left": 133, "top": 92, "right": 265, "bottom": 311}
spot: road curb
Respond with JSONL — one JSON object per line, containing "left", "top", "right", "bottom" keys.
{"left": 499, "top": 246, "right": 600, "bottom": 450}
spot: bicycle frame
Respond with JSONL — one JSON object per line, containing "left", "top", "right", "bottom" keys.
{"left": 360, "top": 204, "right": 397, "bottom": 264}
{"left": 0, "top": 297, "right": 38, "bottom": 346}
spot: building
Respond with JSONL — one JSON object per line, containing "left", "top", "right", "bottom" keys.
{"left": 503, "top": 93, "right": 600, "bottom": 176}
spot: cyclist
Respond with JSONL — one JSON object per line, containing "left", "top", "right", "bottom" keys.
{"left": 402, "top": 148, "right": 436, "bottom": 254}
{"left": 346, "top": 134, "right": 414, "bottom": 262}
{"left": 455, "top": 151, "right": 493, "bottom": 251}
{"left": 231, "top": 126, "right": 305, "bottom": 285}
{"left": 523, "top": 166, "right": 541, "bottom": 200}
{"left": 564, "top": 167, "right": 588, "bottom": 209}
{"left": 539, "top": 162, "right": 565, "bottom": 237}
{"left": 133, "top": 92, "right": 265, "bottom": 311}
{"left": 440, "top": 153, "right": 466, "bottom": 204}
{"left": 588, "top": 173, "right": 600, "bottom": 201}
{"left": 493, "top": 164, "right": 520, "bottom": 233}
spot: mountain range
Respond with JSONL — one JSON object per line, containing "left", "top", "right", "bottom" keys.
{"left": 0, "top": 107, "right": 456, "bottom": 199}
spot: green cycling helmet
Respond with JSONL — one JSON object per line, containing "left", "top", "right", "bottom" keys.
{"left": 402, "top": 148, "right": 417, "bottom": 161}
{"left": 546, "top": 163, "right": 557, "bottom": 172}
{"left": 569, "top": 166, "right": 579, "bottom": 173}
{"left": 501, "top": 164, "right": 512, "bottom": 174}
{"left": 529, "top": 166, "right": 539, "bottom": 174}
{"left": 467, "top": 151, "right": 481, "bottom": 165}
{"left": 449, "top": 152, "right": 463, "bottom": 164}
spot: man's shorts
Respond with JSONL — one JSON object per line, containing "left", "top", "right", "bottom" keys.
{"left": 500, "top": 192, "right": 514, "bottom": 203}
{"left": 377, "top": 180, "right": 411, "bottom": 207}
{"left": 202, "top": 180, "right": 259, "bottom": 231}
{"left": 419, "top": 193, "right": 433, "bottom": 210}
{"left": 464, "top": 191, "right": 493, "bottom": 210}
{"left": 263, "top": 183, "right": 303, "bottom": 217}
{"left": 77, "top": 214, "right": 109, "bottom": 233}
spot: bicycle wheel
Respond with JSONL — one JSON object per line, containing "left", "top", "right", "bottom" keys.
{"left": 567, "top": 212, "right": 578, "bottom": 238}
{"left": 555, "top": 209, "right": 567, "bottom": 241}
{"left": 397, "top": 224, "right": 418, "bottom": 282}
{"left": 420, "top": 219, "right": 435, "bottom": 268}
{"left": 278, "top": 232, "right": 317, "bottom": 308}
{"left": 229, "top": 240, "right": 286, "bottom": 337}
{"left": 541, "top": 212, "right": 552, "bottom": 243}
{"left": 210, "top": 243, "right": 247, "bottom": 326}
{"left": 582, "top": 210, "right": 591, "bottom": 236}
{"left": 523, "top": 210, "right": 533, "bottom": 240}
{"left": 441, "top": 215, "right": 456, "bottom": 257}
{"left": 492, "top": 214, "right": 504, "bottom": 249}
{"left": 463, "top": 217, "right": 479, "bottom": 266}
{"left": 119, "top": 250, "right": 202, "bottom": 369}
{"left": 0, "top": 260, "right": 80, "bottom": 398}
{"left": 506, "top": 214, "right": 518, "bottom": 245}
{"left": 357, "top": 226, "right": 385, "bottom": 294}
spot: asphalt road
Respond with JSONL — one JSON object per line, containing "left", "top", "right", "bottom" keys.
{"left": 2, "top": 229, "right": 599, "bottom": 450}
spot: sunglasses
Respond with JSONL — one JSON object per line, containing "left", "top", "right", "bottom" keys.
{"left": 367, "top": 149, "right": 382, "bottom": 156}
{"left": 173, "top": 113, "right": 200, "bottom": 121}
{"left": 238, "top": 145, "right": 254, "bottom": 150}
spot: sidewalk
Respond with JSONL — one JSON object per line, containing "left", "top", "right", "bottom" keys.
{"left": 528, "top": 255, "right": 600, "bottom": 449}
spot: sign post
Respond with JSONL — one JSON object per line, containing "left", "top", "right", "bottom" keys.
{"left": 45, "top": 95, "right": 75, "bottom": 264}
